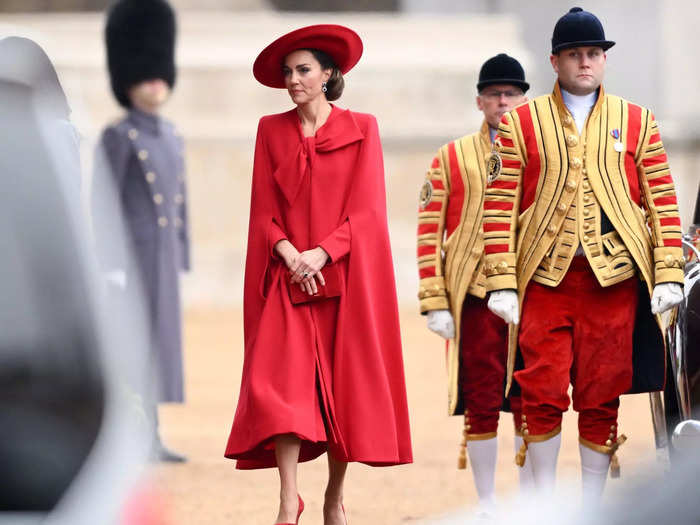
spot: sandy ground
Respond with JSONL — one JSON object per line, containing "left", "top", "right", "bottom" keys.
{"left": 150, "top": 308, "right": 665, "bottom": 525}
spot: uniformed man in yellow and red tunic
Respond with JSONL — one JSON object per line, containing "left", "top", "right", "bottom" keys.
{"left": 417, "top": 54, "right": 534, "bottom": 512}
{"left": 482, "top": 7, "right": 685, "bottom": 502}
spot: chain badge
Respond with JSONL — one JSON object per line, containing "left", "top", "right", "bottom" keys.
{"left": 419, "top": 179, "right": 433, "bottom": 209}
{"left": 486, "top": 149, "right": 503, "bottom": 184}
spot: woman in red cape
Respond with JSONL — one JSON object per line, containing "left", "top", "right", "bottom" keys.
{"left": 224, "top": 25, "right": 412, "bottom": 525}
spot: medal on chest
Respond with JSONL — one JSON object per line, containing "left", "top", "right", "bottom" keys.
{"left": 611, "top": 129, "right": 624, "bottom": 152}
{"left": 486, "top": 148, "right": 502, "bottom": 184}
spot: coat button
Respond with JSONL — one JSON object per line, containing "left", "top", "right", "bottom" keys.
{"left": 680, "top": 256, "right": 686, "bottom": 266}
{"left": 605, "top": 439, "right": 612, "bottom": 446}
{"left": 522, "top": 422, "right": 528, "bottom": 429}
{"left": 563, "top": 115, "right": 573, "bottom": 125}
{"left": 582, "top": 180, "right": 590, "bottom": 190}
{"left": 569, "top": 157, "right": 582, "bottom": 169}
{"left": 146, "top": 171, "right": 156, "bottom": 183}
{"left": 174, "top": 194, "right": 184, "bottom": 204}
{"left": 610, "top": 425, "right": 616, "bottom": 431}
{"left": 557, "top": 202, "right": 567, "bottom": 213}
{"left": 158, "top": 217, "right": 168, "bottom": 228}
{"left": 547, "top": 224, "right": 557, "bottom": 235}
{"left": 583, "top": 235, "right": 590, "bottom": 242}
{"left": 522, "top": 415, "right": 527, "bottom": 422}
{"left": 566, "top": 180, "right": 578, "bottom": 192}
{"left": 582, "top": 167, "right": 587, "bottom": 175}
{"left": 153, "top": 193, "right": 163, "bottom": 205}
{"left": 523, "top": 429, "right": 529, "bottom": 435}
{"left": 138, "top": 149, "right": 149, "bottom": 161}
{"left": 497, "top": 261, "right": 508, "bottom": 274}
{"left": 664, "top": 254, "right": 675, "bottom": 267}
{"left": 583, "top": 208, "right": 590, "bottom": 216}
{"left": 566, "top": 135, "right": 578, "bottom": 147}
{"left": 584, "top": 222, "right": 592, "bottom": 231}
{"left": 583, "top": 194, "right": 591, "bottom": 203}
{"left": 465, "top": 425, "right": 472, "bottom": 431}
{"left": 128, "top": 128, "right": 139, "bottom": 140}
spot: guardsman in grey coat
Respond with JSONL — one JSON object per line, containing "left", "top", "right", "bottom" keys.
{"left": 96, "top": 0, "right": 189, "bottom": 462}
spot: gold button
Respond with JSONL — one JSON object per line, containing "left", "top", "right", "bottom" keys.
{"left": 569, "top": 157, "right": 582, "bottom": 169}
{"left": 563, "top": 115, "right": 573, "bottom": 125}
{"left": 582, "top": 167, "right": 587, "bottom": 175}
{"left": 497, "top": 261, "right": 508, "bottom": 274}
{"left": 465, "top": 425, "right": 472, "bottom": 431}
{"left": 522, "top": 415, "right": 527, "bottom": 421}
{"left": 465, "top": 416, "right": 470, "bottom": 422}
{"left": 583, "top": 194, "right": 591, "bottom": 203}
{"left": 138, "top": 149, "right": 149, "bottom": 161}
{"left": 584, "top": 222, "right": 592, "bottom": 231}
{"left": 610, "top": 425, "right": 616, "bottom": 431}
{"left": 486, "top": 264, "right": 496, "bottom": 275}
{"left": 583, "top": 181, "right": 590, "bottom": 190}
{"left": 522, "top": 422, "right": 528, "bottom": 429}
{"left": 583, "top": 208, "right": 590, "bottom": 216}
{"left": 557, "top": 202, "right": 567, "bottom": 213}
{"left": 680, "top": 256, "right": 686, "bottom": 266}
{"left": 523, "top": 429, "right": 529, "bottom": 435}
{"left": 433, "top": 284, "right": 440, "bottom": 291}
{"left": 664, "top": 254, "right": 674, "bottom": 267}
{"left": 547, "top": 224, "right": 557, "bottom": 235}
{"left": 583, "top": 235, "right": 590, "bottom": 242}
{"left": 566, "top": 135, "right": 578, "bottom": 147}
{"left": 158, "top": 217, "right": 168, "bottom": 228}
{"left": 566, "top": 180, "right": 578, "bottom": 192}
{"left": 153, "top": 193, "right": 163, "bottom": 205}
{"left": 609, "top": 433, "right": 615, "bottom": 439}
{"left": 465, "top": 409, "right": 469, "bottom": 415}
{"left": 174, "top": 194, "right": 184, "bottom": 204}
{"left": 146, "top": 171, "right": 156, "bottom": 183}
{"left": 605, "top": 439, "right": 612, "bottom": 446}
{"left": 128, "top": 128, "right": 139, "bottom": 140}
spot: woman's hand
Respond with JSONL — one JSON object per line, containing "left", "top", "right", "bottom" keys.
{"left": 289, "top": 246, "right": 330, "bottom": 286}
{"left": 274, "top": 239, "right": 300, "bottom": 270}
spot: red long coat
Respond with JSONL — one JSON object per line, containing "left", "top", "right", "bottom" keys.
{"left": 225, "top": 105, "right": 412, "bottom": 469}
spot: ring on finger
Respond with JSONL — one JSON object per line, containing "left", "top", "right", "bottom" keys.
{"left": 302, "top": 272, "right": 309, "bottom": 279}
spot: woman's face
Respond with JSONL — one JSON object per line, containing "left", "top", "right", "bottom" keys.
{"left": 282, "top": 50, "right": 330, "bottom": 105}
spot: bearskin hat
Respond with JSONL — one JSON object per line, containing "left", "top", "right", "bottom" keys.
{"left": 105, "top": 0, "right": 177, "bottom": 108}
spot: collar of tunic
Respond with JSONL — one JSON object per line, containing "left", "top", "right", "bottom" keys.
{"left": 128, "top": 108, "right": 163, "bottom": 136}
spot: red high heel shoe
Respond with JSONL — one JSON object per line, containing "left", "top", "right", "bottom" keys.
{"left": 276, "top": 494, "right": 304, "bottom": 525}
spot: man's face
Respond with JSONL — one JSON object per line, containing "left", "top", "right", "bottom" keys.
{"left": 476, "top": 83, "right": 527, "bottom": 129}
{"left": 128, "top": 79, "right": 170, "bottom": 113}
{"left": 550, "top": 46, "right": 606, "bottom": 95}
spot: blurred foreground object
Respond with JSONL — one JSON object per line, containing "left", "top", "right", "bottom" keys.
{"left": 0, "top": 36, "right": 158, "bottom": 524}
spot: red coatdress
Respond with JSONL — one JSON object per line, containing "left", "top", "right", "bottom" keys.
{"left": 225, "top": 106, "right": 412, "bottom": 469}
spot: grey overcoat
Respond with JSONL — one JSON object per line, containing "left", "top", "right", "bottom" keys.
{"left": 95, "top": 108, "right": 190, "bottom": 403}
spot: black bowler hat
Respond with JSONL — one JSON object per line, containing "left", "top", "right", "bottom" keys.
{"left": 551, "top": 7, "right": 615, "bottom": 54}
{"left": 477, "top": 53, "right": 529, "bottom": 93}
{"left": 106, "top": 0, "right": 177, "bottom": 108}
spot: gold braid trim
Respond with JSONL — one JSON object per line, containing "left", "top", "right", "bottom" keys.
{"left": 579, "top": 434, "right": 628, "bottom": 479}
{"left": 515, "top": 425, "right": 562, "bottom": 468}
{"left": 458, "top": 427, "right": 468, "bottom": 470}
{"left": 465, "top": 431, "right": 498, "bottom": 441}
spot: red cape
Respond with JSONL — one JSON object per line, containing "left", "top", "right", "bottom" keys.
{"left": 225, "top": 106, "right": 412, "bottom": 468}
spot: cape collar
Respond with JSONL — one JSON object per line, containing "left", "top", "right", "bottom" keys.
{"left": 274, "top": 105, "right": 365, "bottom": 205}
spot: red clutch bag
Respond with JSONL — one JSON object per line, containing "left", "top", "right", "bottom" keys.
{"left": 288, "top": 264, "right": 343, "bottom": 305}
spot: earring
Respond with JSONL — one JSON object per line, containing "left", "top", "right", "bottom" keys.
{"left": 322, "top": 81, "right": 328, "bottom": 93}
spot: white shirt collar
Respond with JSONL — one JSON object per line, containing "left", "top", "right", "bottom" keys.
{"left": 560, "top": 88, "right": 598, "bottom": 134}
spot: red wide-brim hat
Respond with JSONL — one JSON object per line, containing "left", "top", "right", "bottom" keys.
{"left": 253, "top": 24, "right": 363, "bottom": 88}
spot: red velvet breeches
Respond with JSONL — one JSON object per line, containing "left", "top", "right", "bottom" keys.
{"left": 461, "top": 294, "right": 521, "bottom": 435}
{"left": 515, "top": 257, "right": 639, "bottom": 445}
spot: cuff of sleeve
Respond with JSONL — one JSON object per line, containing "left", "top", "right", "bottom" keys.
{"left": 269, "top": 232, "right": 288, "bottom": 258}
{"left": 483, "top": 252, "right": 517, "bottom": 292}
{"left": 653, "top": 247, "right": 685, "bottom": 285}
{"left": 419, "top": 276, "right": 450, "bottom": 313}
{"left": 318, "top": 240, "right": 341, "bottom": 263}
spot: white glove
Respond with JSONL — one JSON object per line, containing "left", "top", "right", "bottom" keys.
{"left": 650, "top": 282, "right": 684, "bottom": 314}
{"left": 105, "top": 269, "right": 127, "bottom": 290}
{"left": 427, "top": 309, "right": 455, "bottom": 339}
{"left": 487, "top": 290, "right": 519, "bottom": 325}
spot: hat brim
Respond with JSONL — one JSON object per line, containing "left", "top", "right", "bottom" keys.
{"left": 477, "top": 78, "right": 530, "bottom": 93}
{"left": 552, "top": 40, "right": 615, "bottom": 54}
{"left": 253, "top": 24, "right": 363, "bottom": 89}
